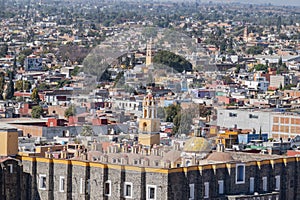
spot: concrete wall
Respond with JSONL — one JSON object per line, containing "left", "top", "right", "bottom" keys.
{"left": 217, "top": 109, "right": 272, "bottom": 134}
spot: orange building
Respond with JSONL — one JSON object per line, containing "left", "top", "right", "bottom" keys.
{"left": 272, "top": 114, "right": 300, "bottom": 140}
{"left": 0, "top": 128, "right": 18, "bottom": 156}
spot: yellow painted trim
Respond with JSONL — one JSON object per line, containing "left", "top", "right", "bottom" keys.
{"left": 285, "top": 157, "right": 296, "bottom": 163}
{"left": 53, "top": 159, "right": 71, "bottom": 165}
{"left": 257, "top": 160, "right": 270, "bottom": 166}
{"left": 89, "top": 162, "right": 106, "bottom": 168}
{"left": 36, "top": 157, "right": 53, "bottom": 163}
{"left": 124, "top": 165, "right": 146, "bottom": 172}
{"left": 276, "top": 159, "right": 284, "bottom": 164}
{"left": 71, "top": 160, "right": 89, "bottom": 167}
{"left": 17, "top": 155, "right": 300, "bottom": 174}
{"left": 246, "top": 161, "right": 256, "bottom": 166}
{"left": 168, "top": 168, "right": 184, "bottom": 173}
{"left": 212, "top": 164, "right": 226, "bottom": 169}
{"left": 226, "top": 163, "right": 232, "bottom": 169}
{"left": 106, "top": 164, "right": 123, "bottom": 170}
{"left": 20, "top": 156, "right": 36, "bottom": 162}
{"left": 201, "top": 165, "right": 213, "bottom": 170}
{"left": 144, "top": 167, "right": 168, "bottom": 174}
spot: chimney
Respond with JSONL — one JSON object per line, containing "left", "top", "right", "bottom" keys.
{"left": 132, "top": 145, "right": 137, "bottom": 154}
{"left": 91, "top": 139, "right": 97, "bottom": 151}
{"left": 174, "top": 142, "right": 180, "bottom": 151}
{"left": 46, "top": 147, "right": 54, "bottom": 159}
{"left": 122, "top": 142, "right": 129, "bottom": 153}
{"left": 158, "top": 147, "right": 164, "bottom": 157}
{"left": 75, "top": 146, "right": 80, "bottom": 157}
{"left": 81, "top": 149, "right": 88, "bottom": 160}
{"left": 60, "top": 146, "right": 67, "bottom": 159}
{"left": 141, "top": 147, "right": 149, "bottom": 156}
{"left": 216, "top": 140, "right": 225, "bottom": 152}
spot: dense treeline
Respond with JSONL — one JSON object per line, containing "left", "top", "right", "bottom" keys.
{"left": 153, "top": 50, "right": 192, "bottom": 73}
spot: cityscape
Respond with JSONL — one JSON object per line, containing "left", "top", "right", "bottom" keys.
{"left": 1, "top": 0, "right": 300, "bottom": 199}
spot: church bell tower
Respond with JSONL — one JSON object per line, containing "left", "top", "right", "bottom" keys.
{"left": 145, "top": 38, "right": 153, "bottom": 66}
{"left": 138, "top": 90, "right": 160, "bottom": 146}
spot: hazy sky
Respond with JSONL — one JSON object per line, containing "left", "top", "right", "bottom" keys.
{"left": 239, "top": 0, "right": 300, "bottom": 6}
{"left": 202, "top": 0, "right": 300, "bottom": 6}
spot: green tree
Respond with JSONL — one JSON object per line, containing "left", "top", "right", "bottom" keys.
{"left": 0, "top": 72, "right": 4, "bottom": 100}
{"left": 153, "top": 50, "right": 192, "bottom": 73}
{"left": 223, "top": 75, "right": 234, "bottom": 85}
{"left": 199, "top": 105, "right": 211, "bottom": 118}
{"left": 246, "top": 46, "right": 264, "bottom": 55}
{"left": 164, "top": 104, "right": 181, "bottom": 122}
{"left": 37, "top": 83, "right": 50, "bottom": 90}
{"left": 173, "top": 108, "right": 195, "bottom": 135}
{"left": 56, "top": 79, "right": 72, "bottom": 89}
{"left": 71, "top": 66, "right": 81, "bottom": 76}
{"left": 0, "top": 44, "right": 8, "bottom": 57}
{"left": 279, "top": 83, "right": 283, "bottom": 90}
{"left": 269, "top": 48, "right": 273, "bottom": 55}
{"left": 278, "top": 57, "right": 283, "bottom": 66}
{"left": 18, "top": 48, "right": 33, "bottom": 66}
{"left": 81, "top": 125, "right": 94, "bottom": 136}
{"left": 31, "top": 88, "right": 40, "bottom": 103}
{"left": 15, "top": 80, "right": 31, "bottom": 91}
{"left": 172, "top": 113, "right": 181, "bottom": 134}
{"left": 5, "top": 79, "right": 14, "bottom": 100}
{"left": 277, "top": 16, "right": 282, "bottom": 33}
{"left": 31, "top": 105, "right": 43, "bottom": 118}
{"left": 253, "top": 64, "right": 268, "bottom": 73}
{"left": 65, "top": 105, "right": 75, "bottom": 118}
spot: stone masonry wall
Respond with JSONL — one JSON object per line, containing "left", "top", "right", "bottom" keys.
{"left": 12, "top": 156, "right": 300, "bottom": 200}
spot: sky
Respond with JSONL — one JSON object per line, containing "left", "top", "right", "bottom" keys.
{"left": 237, "top": 0, "right": 300, "bottom": 6}
{"left": 201, "top": 0, "right": 300, "bottom": 6}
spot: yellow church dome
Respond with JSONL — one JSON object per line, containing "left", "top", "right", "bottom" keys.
{"left": 183, "top": 137, "right": 212, "bottom": 153}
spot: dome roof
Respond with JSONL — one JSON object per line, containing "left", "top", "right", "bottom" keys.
{"left": 183, "top": 137, "right": 211, "bottom": 153}
{"left": 206, "top": 152, "right": 234, "bottom": 162}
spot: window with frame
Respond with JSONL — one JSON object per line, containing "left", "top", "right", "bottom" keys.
{"left": 236, "top": 164, "right": 245, "bottom": 184}
{"left": 39, "top": 174, "right": 47, "bottom": 190}
{"left": 229, "top": 112, "right": 237, "bottom": 117}
{"left": 124, "top": 182, "right": 133, "bottom": 198}
{"left": 218, "top": 180, "right": 224, "bottom": 194}
{"left": 249, "top": 114, "right": 258, "bottom": 119}
{"left": 59, "top": 176, "right": 65, "bottom": 192}
{"left": 204, "top": 182, "right": 209, "bottom": 198}
{"left": 189, "top": 184, "right": 194, "bottom": 200}
{"left": 147, "top": 185, "right": 156, "bottom": 200}
{"left": 275, "top": 175, "right": 280, "bottom": 191}
{"left": 249, "top": 177, "right": 255, "bottom": 193}
{"left": 263, "top": 177, "right": 267, "bottom": 192}
{"left": 104, "top": 180, "right": 111, "bottom": 196}
{"left": 80, "top": 178, "right": 84, "bottom": 194}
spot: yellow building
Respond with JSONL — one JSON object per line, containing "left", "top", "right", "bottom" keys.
{"left": 0, "top": 128, "right": 18, "bottom": 156}
{"left": 138, "top": 91, "right": 160, "bottom": 146}
{"left": 216, "top": 130, "right": 239, "bottom": 149}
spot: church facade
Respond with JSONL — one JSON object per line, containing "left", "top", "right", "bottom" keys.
{"left": 1, "top": 154, "right": 300, "bottom": 199}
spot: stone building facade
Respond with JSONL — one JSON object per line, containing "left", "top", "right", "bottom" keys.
{"left": 1, "top": 154, "right": 300, "bottom": 200}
